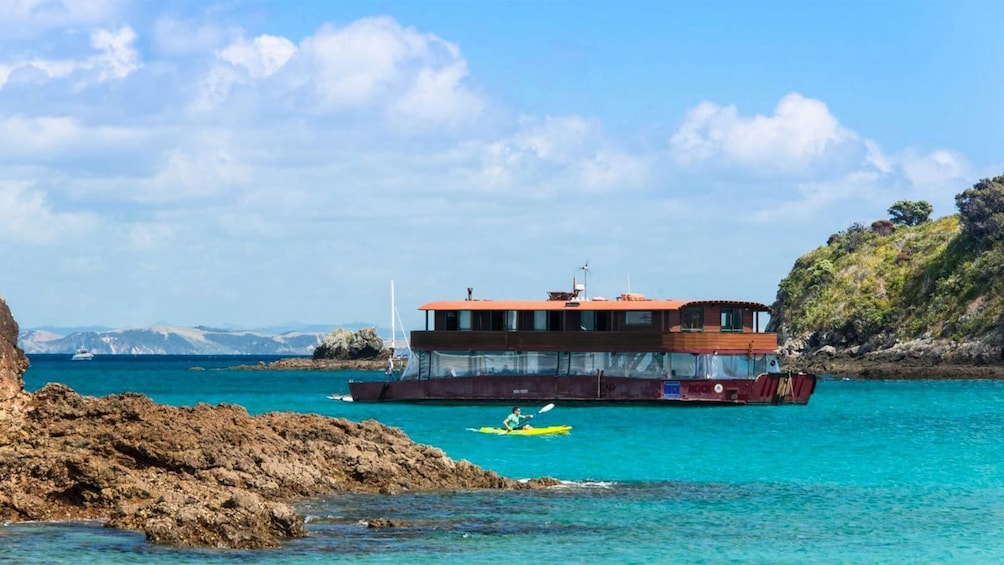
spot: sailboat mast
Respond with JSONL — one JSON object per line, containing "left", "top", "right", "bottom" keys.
{"left": 390, "top": 280, "right": 396, "bottom": 351}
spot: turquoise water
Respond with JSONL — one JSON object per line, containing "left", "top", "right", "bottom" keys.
{"left": 5, "top": 355, "right": 1004, "bottom": 563}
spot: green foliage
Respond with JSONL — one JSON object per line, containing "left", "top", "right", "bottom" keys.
{"left": 771, "top": 214, "right": 1004, "bottom": 343}
{"left": 888, "top": 200, "right": 933, "bottom": 226}
{"left": 827, "top": 222, "right": 874, "bottom": 255}
{"left": 956, "top": 174, "right": 1004, "bottom": 246}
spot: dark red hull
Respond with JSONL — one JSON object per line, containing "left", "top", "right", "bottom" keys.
{"left": 348, "top": 372, "right": 816, "bottom": 405}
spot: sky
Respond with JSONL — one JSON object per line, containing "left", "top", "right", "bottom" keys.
{"left": 1, "top": 0, "right": 1002, "bottom": 333}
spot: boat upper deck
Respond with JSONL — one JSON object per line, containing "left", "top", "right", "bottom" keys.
{"left": 412, "top": 292, "right": 778, "bottom": 354}
{"left": 419, "top": 297, "right": 772, "bottom": 313}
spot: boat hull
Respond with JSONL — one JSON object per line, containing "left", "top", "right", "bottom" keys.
{"left": 348, "top": 372, "right": 816, "bottom": 405}
{"left": 476, "top": 425, "right": 572, "bottom": 436}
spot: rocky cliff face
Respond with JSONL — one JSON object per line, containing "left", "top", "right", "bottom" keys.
{"left": 0, "top": 297, "right": 556, "bottom": 549}
{"left": 0, "top": 297, "right": 29, "bottom": 402}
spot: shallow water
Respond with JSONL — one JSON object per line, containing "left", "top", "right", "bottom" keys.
{"left": 6, "top": 355, "right": 1004, "bottom": 563}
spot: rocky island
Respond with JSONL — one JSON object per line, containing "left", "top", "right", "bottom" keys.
{"left": 771, "top": 177, "right": 1004, "bottom": 379}
{"left": 0, "top": 297, "right": 556, "bottom": 549}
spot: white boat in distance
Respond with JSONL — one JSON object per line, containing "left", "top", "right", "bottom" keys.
{"left": 71, "top": 348, "right": 94, "bottom": 361}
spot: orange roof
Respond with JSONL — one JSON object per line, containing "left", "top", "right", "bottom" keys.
{"left": 419, "top": 298, "right": 771, "bottom": 312}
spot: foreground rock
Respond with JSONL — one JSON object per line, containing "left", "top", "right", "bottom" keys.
{"left": 0, "top": 297, "right": 557, "bottom": 549}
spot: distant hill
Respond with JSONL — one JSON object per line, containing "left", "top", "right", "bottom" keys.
{"left": 769, "top": 178, "right": 1004, "bottom": 376}
{"left": 17, "top": 323, "right": 388, "bottom": 356}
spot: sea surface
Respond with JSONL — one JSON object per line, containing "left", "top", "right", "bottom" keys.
{"left": 4, "top": 355, "right": 1004, "bottom": 564}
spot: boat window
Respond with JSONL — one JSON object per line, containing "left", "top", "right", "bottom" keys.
{"left": 471, "top": 311, "right": 505, "bottom": 331}
{"left": 624, "top": 311, "right": 652, "bottom": 326}
{"left": 443, "top": 311, "right": 459, "bottom": 331}
{"left": 720, "top": 307, "right": 743, "bottom": 333}
{"left": 668, "top": 353, "right": 697, "bottom": 377}
{"left": 547, "top": 310, "right": 564, "bottom": 331}
{"left": 459, "top": 310, "right": 471, "bottom": 331}
{"left": 680, "top": 307, "right": 704, "bottom": 332}
{"left": 563, "top": 352, "right": 600, "bottom": 375}
{"left": 521, "top": 351, "right": 559, "bottom": 375}
{"left": 491, "top": 311, "right": 505, "bottom": 331}
{"left": 533, "top": 311, "right": 547, "bottom": 331}
{"left": 507, "top": 311, "right": 517, "bottom": 331}
{"left": 595, "top": 311, "right": 612, "bottom": 331}
{"left": 472, "top": 311, "right": 488, "bottom": 330}
{"left": 580, "top": 311, "right": 595, "bottom": 331}
{"left": 566, "top": 311, "right": 581, "bottom": 331}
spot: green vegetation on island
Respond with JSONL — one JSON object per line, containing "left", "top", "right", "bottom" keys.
{"left": 770, "top": 174, "right": 1004, "bottom": 376}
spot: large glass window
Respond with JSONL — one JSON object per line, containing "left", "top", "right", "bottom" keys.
{"left": 681, "top": 307, "right": 703, "bottom": 332}
{"left": 624, "top": 311, "right": 652, "bottom": 326}
{"left": 533, "top": 311, "right": 547, "bottom": 331}
{"left": 668, "top": 353, "right": 696, "bottom": 377}
{"left": 720, "top": 308, "right": 743, "bottom": 332}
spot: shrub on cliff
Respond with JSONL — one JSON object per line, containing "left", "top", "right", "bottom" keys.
{"left": 956, "top": 174, "right": 1004, "bottom": 247}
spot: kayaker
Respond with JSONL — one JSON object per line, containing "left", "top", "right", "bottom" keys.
{"left": 503, "top": 406, "right": 533, "bottom": 431}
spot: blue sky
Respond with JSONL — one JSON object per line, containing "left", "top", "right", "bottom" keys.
{"left": 1, "top": 0, "right": 1001, "bottom": 332}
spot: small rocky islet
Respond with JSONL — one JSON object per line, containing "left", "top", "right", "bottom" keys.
{"left": 0, "top": 298, "right": 556, "bottom": 549}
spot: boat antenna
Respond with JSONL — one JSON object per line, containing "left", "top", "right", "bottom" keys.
{"left": 580, "top": 260, "right": 589, "bottom": 300}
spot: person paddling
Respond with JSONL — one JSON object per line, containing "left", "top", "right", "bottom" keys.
{"left": 503, "top": 406, "right": 533, "bottom": 432}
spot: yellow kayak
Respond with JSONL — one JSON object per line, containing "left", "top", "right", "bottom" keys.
{"left": 476, "top": 425, "right": 572, "bottom": 436}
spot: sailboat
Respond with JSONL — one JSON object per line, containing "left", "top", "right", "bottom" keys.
{"left": 330, "top": 280, "right": 410, "bottom": 402}
{"left": 385, "top": 280, "right": 411, "bottom": 377}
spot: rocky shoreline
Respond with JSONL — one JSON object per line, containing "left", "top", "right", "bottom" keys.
{"left": 782, "top": 337, "right": 1004, "bottom": 380}
{"left": 0, "top": 298, "right": 557, "bottom": 549}
{"left": 229, "top": 357, "right": 404, "bottom": 372}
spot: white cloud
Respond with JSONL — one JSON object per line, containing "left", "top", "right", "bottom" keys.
{"left": 135, "top": 134, "right": 251, "bottom": 204}
{"left": 387, "top": 60, "right": 484, "bottom": 130}
{"left": 152, "top": 16, "right": 232, "bottom": 56}
{"left": 219, "top": 34, "right": 297, "bottom": 79}
{"left": 0, "top": 115, "right": 82, "bottom": 151}
{"left": 193, "top": 17, "right": 485, "bottom": 129}
{"left": 478, "top": 116, "right": 649, "bottom": 194}
{"left": 90, "top": 26, "right": 140, "bottom": 81}
{"left": 670, "top": 93, "right": 857, "bottom": 174}
{"left": 0, "top": 0, "right": 122, "bottom": 40}
{"left": 0, "top": 26, "right": 139, "bottom": 89}
{"left": 0, "top": 181, "right": 98, "bottom": 245}
{"left": 899, "top": 149, "right": 970, "bottom": 190}
{"left": 0, "top": 114, "right": 147, "bottom": 169}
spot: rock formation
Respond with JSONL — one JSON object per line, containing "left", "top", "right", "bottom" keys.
{"left": 0, "top": 298, "right": 557, "bottom": 548}
{"left": 312, "top": 327, "right": 386, "bottom": 361}
{"left": 0, "top": 296, "right": 29, "bottom": 403}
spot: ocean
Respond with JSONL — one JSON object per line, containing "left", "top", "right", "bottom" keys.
{"left": 4, "top": 354, "right": 1004, "bottom": 564}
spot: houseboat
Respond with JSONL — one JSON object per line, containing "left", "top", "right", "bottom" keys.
{"left": 348, "top": 283, "right": 816, "bottom": 405}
